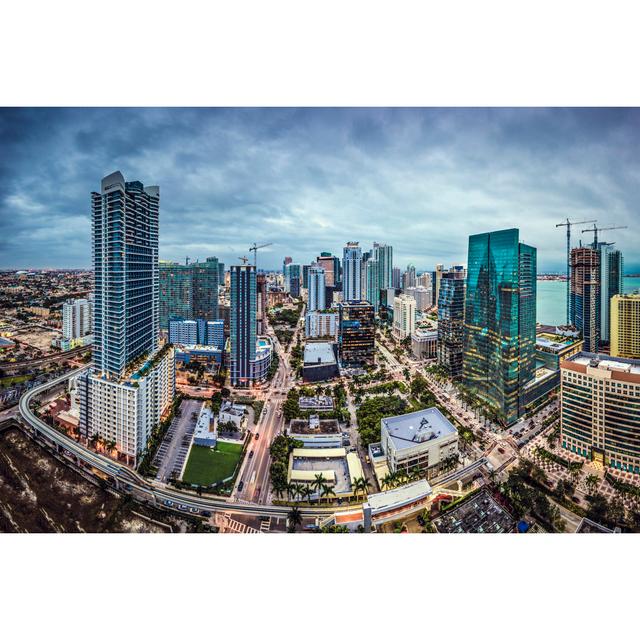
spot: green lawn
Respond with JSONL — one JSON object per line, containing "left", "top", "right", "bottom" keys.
{"left": 182, "top": 441, "right": 244, "bottom": 485}
{"left": 0, "top": 374, "right": 33, "bottom": 388}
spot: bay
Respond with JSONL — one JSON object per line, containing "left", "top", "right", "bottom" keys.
{"left": 536, "top": 276, "right": 640, "bottom": 326}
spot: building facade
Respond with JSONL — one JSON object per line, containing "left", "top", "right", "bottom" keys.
{"left": 462, "top": 228, "right": 537, "bottom": 425}
{"left": 306, "top": 310, "right": 339, "bottom": 339}
{"left": 80, "top": 171, "right": 174, "bottom": 466}
{"left": 308, "top": 265, "right": 326, "bottom": 312}
{"left": 230, "top": 264, "right": 257, "bottom": 386}
{"left": 338, "top": 301, "right": 375, "bottom": 366}
{"left": 411, "top": 329, "right": 438, "bottom": 359}
{"left": 392, "top": 294, "right": 416, "bottom": 341}
{"left": 342, "top": 242, "right": 362, "bottom": 302}
{"left": 560, "top": 352, "right": 640, "bottom": 473}
{"left": 62, "top": 297, "right": 93, "bottom": 340}
{"left": 610, "top": 294, "right": 640, "bottom": 358}
{"left": 570, "top": 247, "right": 600, "bottom": 352}
{"left": 437, "top": 269, "right": 466, "bottom": 378}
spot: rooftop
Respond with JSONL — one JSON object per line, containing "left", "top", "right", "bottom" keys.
{"left": 382, "top": 407, "right": 457, "bottom": 451}
{"left": 569, "top": 351, "right": 640, "bottom": 375}
{"left": 433, "top": 490, "right": 515, "bottom": 533}
{"left": 366, "top": 480, "right": 432, "bottom": 514}
{"left": 303, "top": 342, "right": 336, "bottom": 365}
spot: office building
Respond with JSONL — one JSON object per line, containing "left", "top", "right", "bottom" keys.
{"left": 205, "top": 319, "right": 225, "bottom": 350}
{"left": 191, "top": 257, "right": 220, "bottom": 322}
{"left": 62, "top": 297, "right": 93, "bottom": 340}
{"left": 364, "top": 259, "right": 380, "bottom": 311}
{"left": 560, "top": 352, "right": 640, "bottom": 473}
{"left": 342, "top": 242, "right": 362, "bottom": 302}
{"left": 418, "top": 272, "right": 432, "bottom": 289}
{"left": 463, "top": 228, "right": 536, "bottom": 425}
{"left": 411, "top": 329, "right": 438, "bottom": 360}
{"left": 437, "top": 269, "right": 466, "bottom": 378}
{"left": 405, "top": 285, "right": 432, "bottom": 311}
{"left": 284, "top": 263, "right": 301, "bottom": 297}
{"left": 434, "top": 264, "right": 445, "bottom": 308}
{"left": 392, "top": 294, "right": 416, "bottom": 341}
{"left": 379, "top": 407, "right": 459, "bottom": 479}
{"left": 257, "top": 273, "right": 268, "bottom": 334}
{"left": 610, "top": 294, "right": 640, "bottom": 358}
{"left": 230, "top": 264, "right": 272, "bottom": 386}
{"left": 306, "top": 310, "right": 339, "bottom": 339}
{"left": 317, "top": 252, "right": 339, "bottom": 287}
{"left": 308, "top": 265, "right": 326, "bottom": 312}
{"left": 392, "top": 267, "right": 402, "bottom": 290}
{"left": 598, "top": 244, "right": 623, "bottom": 344}
{"left": 79, "top": 171, "right": 175, "bottom": 466}
{"left": 402, "top": 264, "right": 416, "bottom": 290}
{"left": 283, "top": 256, "right": 292, "bottom": 275}
{"left": 373, "top": 243, "right": 393, "bottom": 291}
{"left": 338, "top": 300, "right": 375, "bottom": 366}
{"left": 570, "top": 247, "right": 600, "bottom": 352}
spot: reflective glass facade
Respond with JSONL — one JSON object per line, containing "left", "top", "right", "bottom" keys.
{"left": 230, "top": 264, "right": 257, "bottom": 386}
{"left": 462, "top": 228, "right": 537, "bottom": 424}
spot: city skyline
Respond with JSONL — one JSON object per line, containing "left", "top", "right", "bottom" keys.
{"left": 1, "top": 108, "right": 640, "bottom": 273}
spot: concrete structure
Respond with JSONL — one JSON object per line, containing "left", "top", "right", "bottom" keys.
{"left": 411, "top": 328, "right": 438, "bottom": 359}
{"left": 405, "top": 286, "right": 432, "bottom": 311}
{"left": 392, "top": 294, "right": 416, "bottom": 341}
{"left": 560, "top": 352, "right": 640, "bottom": 473}
{"left": 463, "top": 228, "right": 536, "bottom": 425}
{"left": 303, "top": 342, "right": 339, "bottom": 382}
{"left": 570, "top": 247, "right": 600, "bottom": 352}
{"left": 379, "top": 407, "right": 458, "bottom": 478}
{"left": 298, "top": 396, "right": 334, "bottom": 412}
{"left": 610, "top": 294, "right": 640, "bottom": 358}
{"left": 365, "top": 479, "right": 433, "bottom": 526}
{"left": 305, "top": 310, "right": 339, "bottom": 339}
{"left": 218, "top": 400, "right": 247, "bottom": 431}
{"left": 342, "top": 242, "right": 362, "bottom": 302}
{"left": 175, "top": 344, "right": 222, "bottom": 366}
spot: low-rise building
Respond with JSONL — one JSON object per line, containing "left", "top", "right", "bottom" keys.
{"left": 218, "top": 400, "right": 247, "bottom": 431}
{"left": 379, "top": 407, "right": 459, "bottom": 479}
{"left": 288, "top": 415, "right": 342, "bottom": 448}
{"left": 305, "top": 310, "right": 339, "bottom": 339}
{"left": 193, "top": 405, "right": 217, "bottom": 447}
{"left": 411, "top": 328, "right": 438, "bottom": 359}
{"left": 303, "top": 342, "right": 339, "bottom": 382}
{"left": 298, "top": 395, "right": 335, "bottom": 412}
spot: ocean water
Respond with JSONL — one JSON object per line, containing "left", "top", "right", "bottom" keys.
{"left": 536, "top": 276, "right": 640, "bottom": 326}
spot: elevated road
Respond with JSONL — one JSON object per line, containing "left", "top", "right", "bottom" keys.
{"left": 18, "top": 365, "right": 336, "bottom": 519}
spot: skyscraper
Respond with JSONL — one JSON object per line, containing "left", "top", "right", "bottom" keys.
{"left": 364, "top": 259, "right": 380, "bottom": 311}
{"left": 256, "top": 273, "right": 268, "bottom": 334}
{"left": 463, "top": 228, "right": 536, "bottom": 425}
{"left": 437, "top": 269, "right": 466, "bottom": 378}
{"left": 62, "top": 298, "right": 93, "bottom": 340}
{"left": 308, "top": 265, "right": 326, "bottom": 312}
{"left": 598, "top": 244, "right": 623, "bottom": 344}
{"left": 402, "top": 264, "right": 416, "bottom": 290}
{"left": 570, "top": 247, "right": 600, "bottom": 352}
{"left": 434, "top": 264, "right": 444, "bottom": 308}
{"left": 392, "top": 267, "right": 402, "bottom": 289}
{"left": 230, "top": 264, "right": 257, "bottom": 386}
{"left": 343, "top": 242, "right": 362, "bottom": 301}
{"left": 160, "top": 261, "right": 192, "bottom": 329}
{"left": 317, "top": 252, "right": 337, "bottom": 286}
{"left": 373, "top": 243, "right": 393, "bottom": 291}
{"left": 191, "top": 257, "right": 220, "bottom": 322}
{"left": 79, "top": 171, "right": 175, "bottom": 466}
{"left": 338, "top": 300, "right": 375, "bottom": 366}
{"left": 393, "top": 294, "right": 416, "bottom": 341}
{"left": 610, "top": 294, "right": 640, "bottom": 358}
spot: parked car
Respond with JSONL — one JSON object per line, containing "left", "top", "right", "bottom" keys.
{"left": 255, "top": 432, "right": 259, "bottom": 440}
{"left": 238, "top": 481, "right": 244, "bottom": 491}
{"left": 249, "top": 450, "right": 254, "bottom": 458}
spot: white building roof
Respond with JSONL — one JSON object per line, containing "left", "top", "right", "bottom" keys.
{"left": 303, "top": 342, "right": 336, "bottom": 365}
{"left": 382, "top": 407, "right": 457, "bottom": 451}
{"left": 366, "top": 479, "right": 432, "bottom": 514}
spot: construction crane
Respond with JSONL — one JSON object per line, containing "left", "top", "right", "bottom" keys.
{"left": 249, "top": 242, "right": 273, "bottom": 269}
{"left": 238, "top": 256, "right": 250, "bottom": 265}
{"left": 556, "top": 218, "right": 597, "bottom": 325}
{"left": 581, "top": 223, "right": 628, "bottom": 248}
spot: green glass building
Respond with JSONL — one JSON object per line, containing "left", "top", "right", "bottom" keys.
{"left": 462, "top": 228, "right": 537, "bottom": 425}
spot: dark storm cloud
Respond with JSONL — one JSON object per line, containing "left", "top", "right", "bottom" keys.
{"left": 0, "top": 107, "right": 638, "bottom": 272}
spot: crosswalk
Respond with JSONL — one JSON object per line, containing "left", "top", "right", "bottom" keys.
{"left": 215, "top": 512, "right": 263, "bottom": 533}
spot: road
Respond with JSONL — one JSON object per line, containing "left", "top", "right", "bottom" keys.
{"left": 0, "top": 345, "right": 90, "bottom": 375}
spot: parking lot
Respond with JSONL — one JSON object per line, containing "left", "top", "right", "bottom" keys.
{"left": 154, "top": 399, "right": 202, "bottom": 483}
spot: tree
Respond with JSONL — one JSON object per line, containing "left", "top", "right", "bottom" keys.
{"left": 585, "top": 474, "right": 600, "bottom": 495}
{"left": 311, "top": 473, "right": 328, "bottom": 498}
{"left": 300, "top": 485, "right": 313, "bottom": 504}
{"left": 352, "top": 476, "right": 371, "bottom": 500}
{"left": 287, "top": 506, "right": 302, "bottom": 532}
{"left": 321, "top": 485, "right": 336, "bottom": 504}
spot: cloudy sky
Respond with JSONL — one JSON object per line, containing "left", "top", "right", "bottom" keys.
{"left": 1, "top": 107, "right": 638, "bottom": 273}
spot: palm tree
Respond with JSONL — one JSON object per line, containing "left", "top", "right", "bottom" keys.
{"left": 300, "top": 485, "right": 313, "bottom": 504}
{"left": 89, "top": 433, "right": 100, "bottom": 448}
{"left": 381, "top": 472, "right": 396, "bottom": 490}
{"left": 321, "top": 485, "right": 336, "bottom": 504}
{"left": 311, "top": 473, "right": 327, "bottom": 499}
{"left": 352, "top": 476, "right": 371, "bottom": 500}
{"left": 585, "top": 474, "right": 599, "bottom": 495}
{"left": 291, "top": 483, "right": 304, "bottom": 501}
{"left": 287, "top": 506, "right": 303, "bottom": 532}
{"left": 106, "top": 440, "right": 116, "bottom": 456}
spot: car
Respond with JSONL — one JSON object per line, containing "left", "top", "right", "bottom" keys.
{"left": 237, "top": 481, "right": 244, "bottom": 491}
{"left": 498, "top": 447, "right": 505, "bottom": 454}
{"left": 178, "top": 504, "right": 188, "bottom": 511}
{"left": 249, "top": 450, "right": 254, "bottom": 458}
{"left": 163, "top": 500, "right": 174, "bottom": 507}
{"left": 189, "top": 507, "right": 200, "bottom": 514}
{"left": 202, "top": 511, "right": 212, "bottom": 518}
{"left": 255, "top": 432, "right": 259, "bottom": 440}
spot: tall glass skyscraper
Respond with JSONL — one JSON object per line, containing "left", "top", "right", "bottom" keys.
{"left": 192, "top": 257, "right": 220, "bottom": 321}
{"left": 437, "top": 269, "right": 466, "bottom": 378}
{"left": 342, "top": 242, "right": 362, "bottom": 301}
{"left": 462, "top": 228, "right": 537, "bottom": 425}
{"left": 80, "top": 172, "right": 174, "bottom": 466}
{"left": 91, "top": 171, "right": 159, "bottom": 378}
{"left": 598, "top": 244, "right": 623, "bottom": 344}
{"left": 570, "top": 247, "right": 600, "bottom": 352}
{"left": 159, "top": 261, "right": 192, "bottom": 329}
{"left": 373, "top": 243, "right": 393, "bottom": 291}
{"left": 308, "top": 265, "right": 326, "bottom": 312}
{"left": 230, "top": 264, "right": 257, "bottom": 386}
{"left": 365, "top": 259, "right": 380, "bottom": 311}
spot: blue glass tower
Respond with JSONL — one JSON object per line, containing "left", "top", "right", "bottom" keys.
{"left": 462, "top": 228, "right": 537, "bottom": 425}
{"left": 230, "top": 264, "right": 257, "bottom": 386}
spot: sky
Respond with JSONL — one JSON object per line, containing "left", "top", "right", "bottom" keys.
{"left": 1, "top": 107, "right": 639, "bottom": 273}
